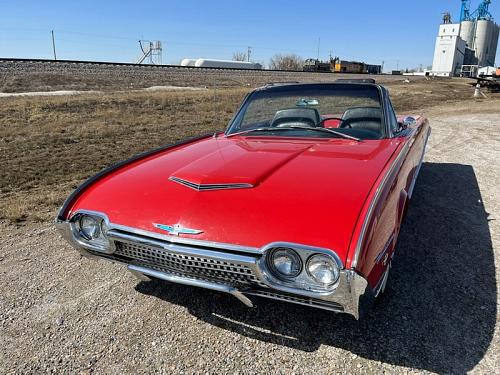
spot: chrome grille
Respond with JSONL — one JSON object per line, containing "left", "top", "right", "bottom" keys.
{"left": 114, "top": 241, "right": 263, "bottom": 286}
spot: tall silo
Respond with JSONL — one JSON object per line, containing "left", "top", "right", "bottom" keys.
{"left": 460, "top": 20, "right": 476, "bottom": 47}
{"left": 488, "top": 24, "right": 499, "bottom": 66}
{"left": 475, "top": 20, "right": 496, "bottom": 66}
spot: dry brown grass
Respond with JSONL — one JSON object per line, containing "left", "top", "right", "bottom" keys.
{"left": 0, "top": 88, "right": 249, "bottom": 222}
{"left": 0, "top": 79, "right": 488, "bottom": 223}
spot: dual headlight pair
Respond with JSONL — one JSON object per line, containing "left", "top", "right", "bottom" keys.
{"left": 267, "top": 247, "right": 341, "bottom": 288}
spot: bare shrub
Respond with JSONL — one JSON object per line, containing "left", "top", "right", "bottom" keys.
{"left": 268, "top": 54, "right": 304, "bottom": 71}
{"left": 232, "top": 51, "right": 247, "bottom": 62}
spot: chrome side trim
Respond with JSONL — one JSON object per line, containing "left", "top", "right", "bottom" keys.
{"left": 127, "top": 265, "right": 254, "bottom": 307}
{"left": 169, "top": 176, "right": 254, "bottom": 191}
{"left": 408, "top": 127, "right": 431, "bottom": 199}
{"left": 351, "top": 132, "right": 414, "bottom": 269}
{"left": 352, "top": 125, "right": 430, "bottom": 269}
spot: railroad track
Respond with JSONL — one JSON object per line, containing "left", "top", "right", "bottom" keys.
{"left": 0, "top": 57, "right": 401, "bottom": 93}
{"left": 0, "top": 57, "right": 330, "bottom": 74}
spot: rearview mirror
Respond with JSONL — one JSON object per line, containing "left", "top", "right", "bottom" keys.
{"left": 296, "top": 98, "right": 319, "bottom": 107}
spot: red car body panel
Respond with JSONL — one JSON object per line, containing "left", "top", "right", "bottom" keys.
{"left": 69, "top": 134, "right": 404, "bottom": 270}
{"left": 349, "top": 116, "right": 428, "bottom": 285}
{"left": 57, "top": 82, "right": 431, "bottom": 317}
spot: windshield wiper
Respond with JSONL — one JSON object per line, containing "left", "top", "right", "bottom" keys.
{"left": 226, "top": 125, "right": 361, "bottom": 142}
{"left": 226, "top": 127, "right": 293, "bottom": 138}
{"left": 281, "top": 125, "right": 362, "bottom": 142}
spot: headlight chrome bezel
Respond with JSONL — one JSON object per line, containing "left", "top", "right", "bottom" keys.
{"left": 69, "top": 211, "right": 113, "bottom": 253}
{"left": 262, "top": 242, "right": 343, "bottom": 293}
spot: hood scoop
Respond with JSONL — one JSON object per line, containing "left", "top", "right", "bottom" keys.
{"left": 168, "top": 140, "right": 312, "bottom": 191}
{"left": 169, "top": 176, "right": 253, "bottom": 191}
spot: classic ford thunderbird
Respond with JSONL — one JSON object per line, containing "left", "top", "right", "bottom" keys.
{"left": 56, "top": 82, "right": 430, "bottom": 319}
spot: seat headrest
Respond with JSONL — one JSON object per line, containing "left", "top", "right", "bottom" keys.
{"left": 341, "top": 106, "right": 383, "bottom": 135}
{"left": 272, "top": 108, "right": 321, "bottom": 126}
{"left": 342, "top": 106, "right": 382, "bottom": 121}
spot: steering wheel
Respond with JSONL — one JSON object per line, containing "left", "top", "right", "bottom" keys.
{"left": 319, "top": 116, "right": 352, "bottom": 128}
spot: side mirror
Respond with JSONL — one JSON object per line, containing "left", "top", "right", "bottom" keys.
{"left": 403, "top": 116, "right": 417, "bottom": 127}
{"left": 397, "top": 116, "right": 416, "bottom": 132}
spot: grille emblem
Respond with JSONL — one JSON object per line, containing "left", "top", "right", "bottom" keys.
{"left": 154, "top": 223, "right": 203, "bottom": 236}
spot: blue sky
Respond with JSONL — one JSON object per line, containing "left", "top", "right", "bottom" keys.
{"left": 0, "top": 0, "right": 499, "bottom": 71}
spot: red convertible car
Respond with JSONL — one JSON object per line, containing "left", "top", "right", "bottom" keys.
{"left": 56, "top": 82, "right": 430, "bottom": 319}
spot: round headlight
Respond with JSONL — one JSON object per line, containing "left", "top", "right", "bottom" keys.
{"left": 79, "top": 215, "right": 101, "bottom": 240}
{"left": 269, "top": 248, "right": 302, "bottom": 279}
{"left": 306, "top": 254, "right": 340, "bottom": 285}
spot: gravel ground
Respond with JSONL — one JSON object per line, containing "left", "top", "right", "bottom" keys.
{"left": 1, "top": 100, "right": 499, "bottom": 374}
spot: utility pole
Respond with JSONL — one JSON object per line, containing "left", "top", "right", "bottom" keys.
{"left": 247, "top": 46, "right": 252, "bottom": 62}
{"left": 382, "top": 60, "right": 385, "bottom": 73}
{"left": 316, "top": 37, "right": 321, "bottom": 60}
{"left": 51, "top": 30, "right": 57, "bottom": 60}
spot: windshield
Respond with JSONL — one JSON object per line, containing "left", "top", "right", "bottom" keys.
{"left": 226, "top": 84, "right": 385, "bottom": 140}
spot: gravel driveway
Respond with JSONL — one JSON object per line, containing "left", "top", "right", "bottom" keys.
{"left": 1, "top": 100, "right": 499, "bottom": 374}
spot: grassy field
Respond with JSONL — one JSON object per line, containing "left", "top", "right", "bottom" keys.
{"left": 0, "top": 78, "right": 484, "bottom": 223}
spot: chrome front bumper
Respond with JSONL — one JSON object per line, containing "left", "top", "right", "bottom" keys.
{"left": 56, "top": 219, "right": 374, "bottom": 319}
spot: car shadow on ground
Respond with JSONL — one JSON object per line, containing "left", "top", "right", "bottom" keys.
{"left": 135, "top": 162, "right": 496, "bottom": 373}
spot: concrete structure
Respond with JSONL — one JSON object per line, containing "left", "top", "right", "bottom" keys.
{"left": 460, "top": 19, "right": 476, "bottom": 47}
{"left": 432, "top": 1, "right": 499, "bottom": 76}
{"left": 431, "top": 23, "right": 467, "bottom": 76}
{"left": 475, "top": 19, "right": 499, "bottom": 66}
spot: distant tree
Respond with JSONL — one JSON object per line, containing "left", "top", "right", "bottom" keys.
{"left": 233, "top": 51, "right": 247, "bottom": 61}
{"left": 269, "top": 54, "right": 304, "bottom": 71}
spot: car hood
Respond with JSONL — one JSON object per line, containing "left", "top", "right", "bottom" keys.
{"left": 71, "top": 135, "right": 400, "bottom": 263}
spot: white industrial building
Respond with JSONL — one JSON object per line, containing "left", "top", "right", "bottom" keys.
{"left": 431, "top": 1, "right": 499, "bottom": 77}
{"left": 431, "top": 24, "right": 467, "bottom": 77}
